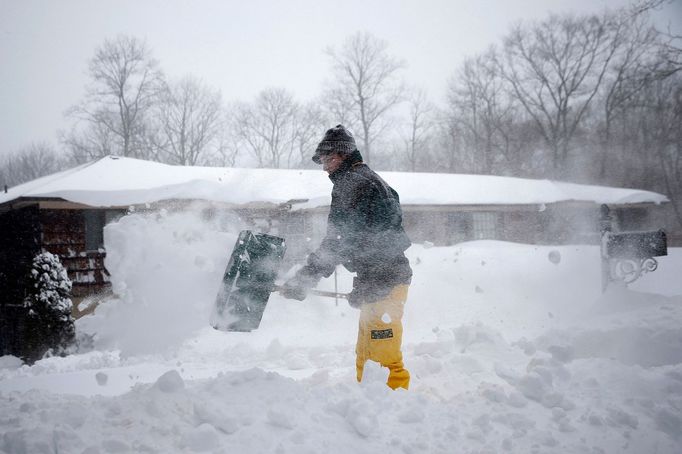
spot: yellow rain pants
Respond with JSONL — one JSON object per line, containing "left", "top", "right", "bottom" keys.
{"left": 355, "top": 284, "right": 410, "bottom": 390}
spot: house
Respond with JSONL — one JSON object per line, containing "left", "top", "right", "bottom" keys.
{"left": 0, "top": 155, "right": 670, "bottom": 307}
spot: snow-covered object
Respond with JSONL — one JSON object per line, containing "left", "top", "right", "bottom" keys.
{"left": 21, "top": 251, "right": 75, "bottom": 359}
{"left": 0, "top": 155, "right": 668, "bottom": 209}
{"left": 24, "top": 252, "right": 73, "bottom": 319}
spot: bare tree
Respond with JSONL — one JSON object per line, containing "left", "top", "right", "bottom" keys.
{"left": 66, "top": 35, "right": 164, "bottom": 160}
{"left": 661, "top": 78, "right": 682, "bottom": 229}
{"left": 230, "top": 89, "right": 326, "bottom": 169}
{"left": 447, "top": 49, "right": 524, "bottom": 175}
{"left": 203, "top": 125, "right": 240, "bottom": 167}
{"left": 398, "top": 88, "right": 435, "bottom": 172}
{"left": 625, "top": 74, "right": 682, "bottom": 228}
{"left": 500, "top": 14, "right": 619, "bottom": 177}
{"left": 60, "top": 121, "right": 117, "bottom": 164}
{"left": 629, "top": 1, "right": 681, "bottom": 78}
{"left": 0, "top": 143, "right": 66, "bottom": 187}
{"left": 595, "top": 10, "right": 665, "bottom": 179}
{"left": 429, "top": 110, "right": 476, "bottom": 174}
{"left": 449, "top": 55, "right": 493, "bottom": 173}
{"left": 325, "top": 31, "right": 406, "bottom": 164}
{"left": 231, "top": 88, "right": 299, "bottom": 168}
{"left": 630, "top": 0, "right": 666, "bottom": 13}
{"left": 288, "top": 102, "right": 329, "bottom": 169}
{"left": 153, "top": 76, "right": 223, "bottom": 165}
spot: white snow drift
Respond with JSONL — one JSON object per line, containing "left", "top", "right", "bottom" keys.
{"left": 1, "top": 210, "right": 681, "bottom": 453}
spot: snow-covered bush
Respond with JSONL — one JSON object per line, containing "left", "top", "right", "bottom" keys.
{"left": 22, "top": 251, "right": 75, "bottom": 360}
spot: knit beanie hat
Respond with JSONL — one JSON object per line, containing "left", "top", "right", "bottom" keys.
{"left": 312, "top": 124, "right": 357, "bottom": 164}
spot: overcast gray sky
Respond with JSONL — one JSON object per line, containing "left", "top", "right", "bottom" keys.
{"left": 1, "top": 0, "right": 680, "bottom": 156}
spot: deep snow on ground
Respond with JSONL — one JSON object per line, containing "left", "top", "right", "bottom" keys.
{"left": 1, "top": 210, "right": 682, "bottom": 453}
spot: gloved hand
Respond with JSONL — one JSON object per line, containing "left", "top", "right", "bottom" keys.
{"left": 279, "top": 280, "right": 308, "bottom": 301}
{"left": 279, "top": 270, "right": 318, "bottom": 301}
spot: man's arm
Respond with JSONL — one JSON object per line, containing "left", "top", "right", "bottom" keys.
{"left": 280, "top": 203, "right": 347, "bottom": 300}
{"left": 298, "top": 218, "right": 344, "bottom": 281}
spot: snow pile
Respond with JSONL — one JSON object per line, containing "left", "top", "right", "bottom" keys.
{"left": 1, "top": 209, "right": 681, "bottom": 453}
{"left": 0, "top": 357, "right": 22, "bottom": 371}
{"left": 3, "top": 319, "right": 682, "bottom": 454}
{"left": 79, "top": 208, "right": 240, "bottom": 356}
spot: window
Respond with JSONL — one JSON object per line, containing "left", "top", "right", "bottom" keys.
{"left": 472, "top": 212, "right": 498, "bottom": 240}
{"left": 84, "top": 209, "right": 125, "bottom": 251}
{"left": 447, "top": 212, "right": 472, "bottom": 243}
{"left": 84, "top": 210, "right": 105, "bottom": 251}
{"left": 104, "top": 210, "right": 124, "bottom": 225}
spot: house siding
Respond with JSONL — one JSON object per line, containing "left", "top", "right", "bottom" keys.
{"left": 40, "top": 209, "right": 111, "bottom": 298}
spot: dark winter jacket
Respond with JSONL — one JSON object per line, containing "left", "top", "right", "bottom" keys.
{"left": 299, "top": 150, "right": 412, "bottom": 303}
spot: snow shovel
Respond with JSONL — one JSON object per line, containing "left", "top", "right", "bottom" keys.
{"left": 210, "top": 230, "right": 347, "bottom": 332}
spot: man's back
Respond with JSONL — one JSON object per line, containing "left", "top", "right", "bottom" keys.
{"left": 326, "top": 157, "right": 412, "bottom": 297}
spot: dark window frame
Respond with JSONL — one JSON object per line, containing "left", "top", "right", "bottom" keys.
{"left": 84, "top": 209, "right": 125, "bottom": 251}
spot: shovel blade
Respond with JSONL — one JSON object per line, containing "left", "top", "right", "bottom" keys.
{"left": 211, "top": 230, "right": 286, "bottom": 332}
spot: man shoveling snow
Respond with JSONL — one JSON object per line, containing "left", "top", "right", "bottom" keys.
{"left": 280, "top": 124, "right": 413, "bottom": 390}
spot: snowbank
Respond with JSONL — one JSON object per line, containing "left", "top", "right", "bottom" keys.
{"left": 1, "top": 210, "right": 681, "bottom": 453}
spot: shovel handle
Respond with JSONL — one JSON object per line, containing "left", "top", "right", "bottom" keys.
{"left": 273, "top": 284, "right": 348, "bottom": 300}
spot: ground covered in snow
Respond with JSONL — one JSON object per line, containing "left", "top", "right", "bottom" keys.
{"left": 1, "top": 210, "right": 681, "bottom": 453}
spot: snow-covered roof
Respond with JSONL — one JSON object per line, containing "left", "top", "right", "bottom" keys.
{"left": 0, "top": 155, "right": 668, "bottom": 209}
